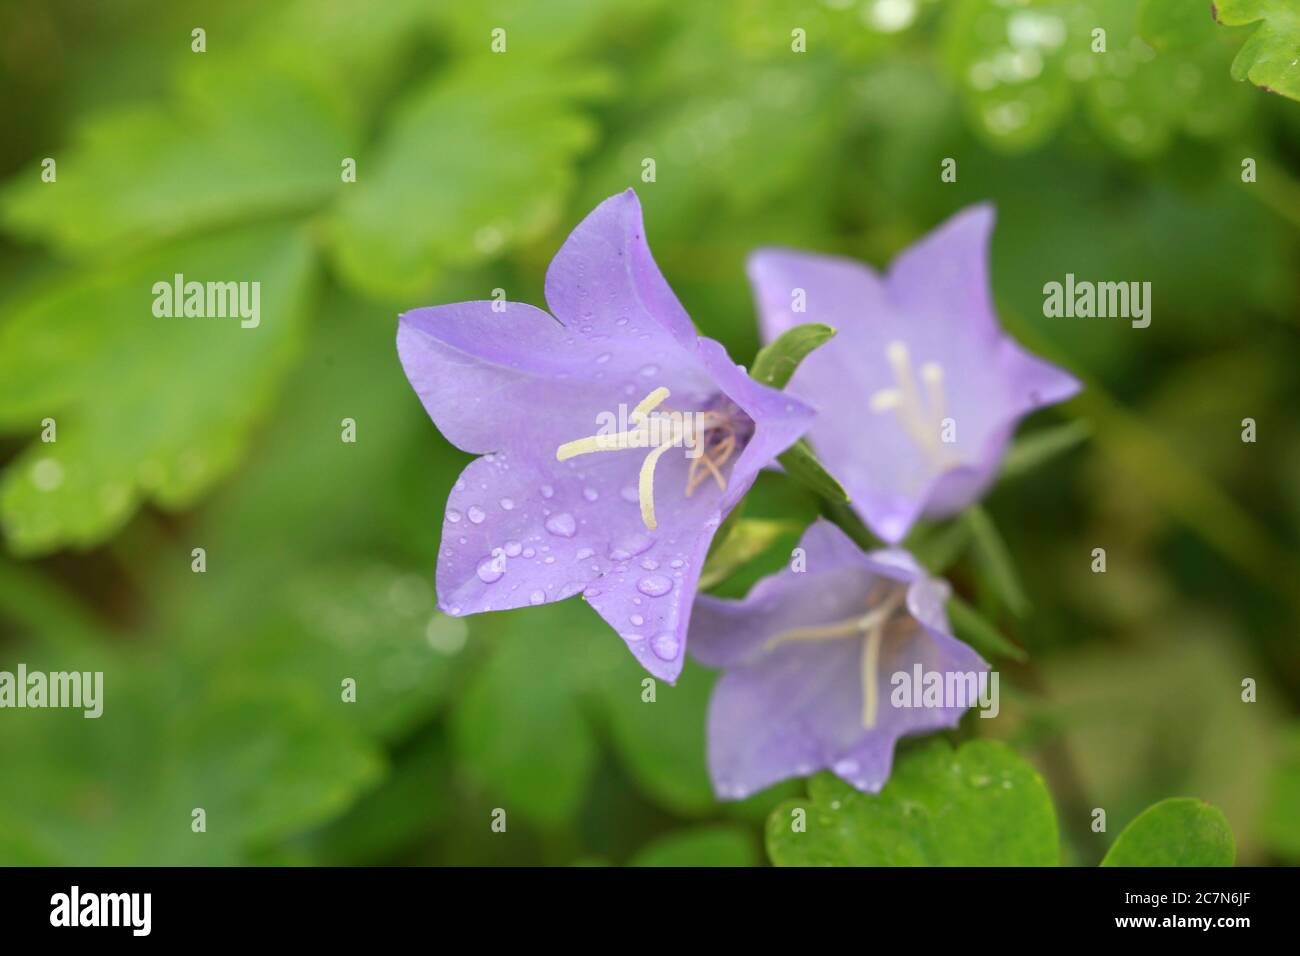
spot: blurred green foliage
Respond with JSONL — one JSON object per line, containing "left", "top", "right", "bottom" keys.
{"left": 0, "top": 0, "right": 1297, "bottom": 865}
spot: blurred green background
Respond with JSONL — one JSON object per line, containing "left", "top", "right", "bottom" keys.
{"left": 0, "top": 0, "right": 1297, "bottom": 866}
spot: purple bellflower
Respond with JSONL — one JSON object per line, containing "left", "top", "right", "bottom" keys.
{"left": 689, "top": 518, "right": 988, "bottom": 799}
{"left": 397, "top": 190, "right": 814, "bottom": 682}
{"left": 748, "top": 205, "right": 1080, "bottom": 544}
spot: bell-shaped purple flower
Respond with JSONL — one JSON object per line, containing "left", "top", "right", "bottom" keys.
{"left": 748, "top": 205, "right": 1080, "bottom": 543}
{"left": 689, "top": 519, "right": 987, "bottom": 799}
{"left": 397, "top": 190, "right": 814, "bottom": 682}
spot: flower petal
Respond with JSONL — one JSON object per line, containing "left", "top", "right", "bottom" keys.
{"left": 545, "top": 189, "right": 700, "bottom": 352}
{"left": 748, "top": 205, "right": 1079, "bottom": 541}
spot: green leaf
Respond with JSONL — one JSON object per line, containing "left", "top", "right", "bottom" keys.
{"left": 699, "top": 517, "right": 802, "bottom": 591}
{"left": 0, "top": 668, "right": 384, "bottom": 865}
{"left": 0, "top": 223, "right": 315, "bottom": 555}
{"left": 1101, "top": 798, "right": 1235, "bottom": 866}
{"left": 307, "top": 730, "right": 450, "bottom": 865}
{"left": 1139, "top": 0, "right": 1219, "bottom": 49}
{"left": 631, "top": 825, "right": 757, "bottom": 867}
{"left": 749, "top": 323, "right": 835, "bottom": 389}
{"left": 173, "top": 685, "right": 385, "bottom": 852}
{"left": 450, "top": 605, "right": 600, "bottom": 829}
{"left": 941, "top": 0, "right": 1076, "bottom": 152}
{"left": 778, "top": 440, "right": 850, "bottom": 505}
{"left": 947, "top": 594, "right": 1028, "bottom": 662}
{"left": 1214, "top": 0, "right": 1300, "bottom": 101}
{"left": 0, "top": 65, "right": 352, "bottom": 257}
{"left": 766, "top": 740, "right": 1060, "bottom": 865}
{"left": 1001, "top": 419, "right": 1091, "bottom": 480}
{"left": 963, "top": 506, "right": 1031, "bottom": 618}
{"left": 328, "top": 63, "right": 604, "bottom": 301}
{"left": 597, "top": 661, "right": 717, "bottom": 816}
{"left": 180, "top": 560, "right": 466, "bottom": 742}
{"left": 905, "top": 518, "right": 971, "bottom": 574}
{"left": 1261, "top": 726, "right": 1300, "bottom": 862}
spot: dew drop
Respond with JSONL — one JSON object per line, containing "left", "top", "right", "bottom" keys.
{"left": 467, "top": 506, "right": 486, "bottom": 525}
{"left": 620, "top": 486, "right": 639, "bottom": 503}
{"left": 639, "top": 364, "right": 659, "bottom": 377}
{"left": 499, "top": 497, "right": 514, "bottom": 511}
{"left": 540, "top": 484, "right": 555, "bottom": 499}
{"left": 630, "top": 613, "right": 644, "bottom": 626}
{"left": 529, "top": 590, "right": 546, "bottom": 605}
{"left": 545, "top": 512, "right": 577, "bottom": 537}
{"left": 446, "top": 509, "right": 462, "bottom": 524}
{"left": 576, "top": 547, "right": 594, "bottom": 560}
{"left": 596, "top": 352, "right": 612, "bottom": 364}
{"left": 650, "top": 632, "right": 680, "bottom": 660}
{"left": 582, "top": 487, "right": 599, "bottom": 502}
{"left": 640, "top": 557, "right": 659, "bottom": 571}
{"left": 476, "top": 556, "right": 504, "bottom": 584}
{"left": 637, "top": 575, "right": 673, "bottom": 598}
{"left": 609, "top": 532, "right": 653, "bottom": 560}
{"left": 504, "top": 540, "right": 522, "bottom": 557}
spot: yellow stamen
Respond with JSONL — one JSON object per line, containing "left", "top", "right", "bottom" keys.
{"left": 869, "top": 340, "right": 957, "bottom": 470}
{"left": 556, "top": 387, "right": 741, "bottom": 532}
{"left": 861, "top": 617, "right": 885, "bottom": 729}
{"left": 638, "top": 436, "right": 679, "bottom": 530}
{"left": 555, "top": 387, "right": 671, "bottom": 462}
{"left": 763, "top": 588, "right": 908, "bottom": 728}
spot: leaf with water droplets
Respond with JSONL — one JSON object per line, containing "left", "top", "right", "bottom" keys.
{"left": 1101, "top": 797, "right": 1235, "bottom": 866}
{"left": 1213, "top": 0, "right": 1300, "bottom": 101}
{"left": 749, "top": 322, "right": 836, "bottom": 389}
{"left": 941, "top": 0, "right": 1075, "bottom": 152}
{"left": 766, "top": 739, "right": 1059, "bottom": 866}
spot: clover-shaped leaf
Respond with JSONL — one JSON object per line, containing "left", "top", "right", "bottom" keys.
{"left": 1214, "top": 0, "right": 1300, "bottom": 101}
{"left": 767, "top": 739, "right": 1060, "bottom": 865}
{"left": 1101, "top": 797, "right": 1235, "bottom": 866}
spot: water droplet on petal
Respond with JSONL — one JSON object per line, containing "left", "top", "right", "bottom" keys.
{"left": 576, "top": 547, "right": 594, "bottom": 560}
{"left": 500, "top": 497, "right": 514, "bottom": 511}
{"left": 640, "top": 364, "right": 659, "bottom": 377}
{"left": 637, "top": 575, "right": 673, "bottom": 597}
{"left": 476, "top": 556, "right": 504, "bottom": 583}
{"left": 640, "top": 557, "right": 659, "bottom": 570}
{"left": 467, "top": 506, "right": 486, "bottom": 525}
{"left": 540, "top": 484, "right": 555, "bottom": 499}
{"left": 583, "top": 487, "right": 599, "bottom": 502}
{"left": 529, "top": 590, "right": 546, "bottom": 605}
{"left": 609, "top": 532, "right": 653, "bottom": 561}
{"left": 630, "top": 614, "right": 644, "bottom": 626}
{"left": 545, "top": 512, "right": 577, "bottom": 537}
{"left": 670, "top": 559, "right": 684, "bottom": 569}
{"left": 650, "top": 632, "right": 680, "bottom": 660}
{"left": 504, "top": 540, "right": 522, "bottom": 557}
{"left": 620, "top": 486, "right": 639, "bottom": 503}
{"left": 446, "top": 509, "right": 462, "bottom": 523}
{"left": 596, "top": 352, "right": 611, "bottom": 364}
